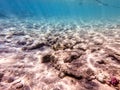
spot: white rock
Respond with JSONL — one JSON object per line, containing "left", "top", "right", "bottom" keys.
{"left": 96, "top": 73, "right": 106, "bottom": 83}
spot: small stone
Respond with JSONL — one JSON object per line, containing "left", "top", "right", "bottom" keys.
{"left": 86, "top": 69, "right": 94, "bottom": 76}
{"left": 30, "top": 43, "right": 46, "bottom": 50}
{"left": 93, "top": 37, "right": 104, "bottom": 45}
{"left": 0, "top": 73, "right": 4, "bottom": 81}
{"left": 22, "top": 42, "right": 48, "bottom": 50}
{"left": 58, "top": 72, "right": 65, "bottom": 78}
{"left": 12, "top": 31, "right": 25, "bottom": 36}
{"left": 15, "top": 83, "right": 23, "bottom": 89}
{"left": 17, "top": 40, "right": 26, "bottom": 45}
{"left": 22, "top": 47, "right": 27, "bottom": 51}
{"left": 64, "top": 51, "right": 80, "bottom": 63}
{"left": 73, "top": 43, "right": 88, "bottom": 51}
{"left": 97, "top": 60, "right": 106, "bottom": 64}
{"left": 70, "top": 52, "right": 80, "bottom": 59}
{"left": 42, "top": 54, "right": 55, "bottom": 63}
{"left": 0, "top": 73, "right": 4, "bottom": 78}
{"left": 7, "top": 77, "right": 14, "bottom": 83}
{"left": 88, "top": 76, "right": 96, "bottom": 81}
{"left": 96, "top": 73, "right": 106, "bottom": 83}
{"left": 52, "top": 43, "right": 64, "bottom": 50}
{"left": 2, "top": 76, "right": 14, "bottom": 83}
{"left": 5, "top": 34, "right": 12, "bottom": 39}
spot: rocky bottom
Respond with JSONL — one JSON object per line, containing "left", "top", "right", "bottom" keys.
{"left": 0, "top": 20, "right": 120, "bottom": 90}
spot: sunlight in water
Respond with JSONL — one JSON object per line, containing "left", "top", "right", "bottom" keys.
{"left": 0, "top": 0, "right": 120, "bottom": 90}
{"left": 0, "top": 0, "right": 120, "bottom": 21}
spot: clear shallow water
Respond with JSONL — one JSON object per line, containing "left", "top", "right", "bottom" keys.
{"left": 0, "top": 1, "right": 120, "bottom": 90}
{"left": 0, "top": 0, "right": 120, "bottom": 22}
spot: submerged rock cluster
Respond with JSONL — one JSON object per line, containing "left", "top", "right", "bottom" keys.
{"left": 0, "top": 19, "right": 120, "bottom": 90}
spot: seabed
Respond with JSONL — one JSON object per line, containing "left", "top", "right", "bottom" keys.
{"left": 0, "top": 18, "right": 120, "bottom": 90}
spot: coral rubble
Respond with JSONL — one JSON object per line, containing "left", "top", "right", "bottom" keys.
{"left": 0, "top": 19, "right": 120, "bottom": 90}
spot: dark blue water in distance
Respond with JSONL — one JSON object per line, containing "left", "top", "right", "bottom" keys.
{"left": 0, "top": 0, "right": 120, "bottom": 22}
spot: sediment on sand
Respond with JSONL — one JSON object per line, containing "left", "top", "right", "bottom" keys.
{"left": 0, "top": 19, "right": 120, "bottom": 90}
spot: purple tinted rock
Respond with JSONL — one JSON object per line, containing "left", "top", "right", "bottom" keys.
{"left": 109, "top": 77, "right": 119, "bottom": 86}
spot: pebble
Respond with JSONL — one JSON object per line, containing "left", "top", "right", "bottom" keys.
{"left": 96, "top": 73, "right": 106, "bottom": 83}
{"left": 41, "top": 54, "right": 55, "bottom": 63}
{"left": 15, "top": 83, "right": 23, "bottom": 89}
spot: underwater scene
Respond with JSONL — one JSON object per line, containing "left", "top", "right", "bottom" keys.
{"left": 0, "top": 0, "right": 120, "bottom": 90}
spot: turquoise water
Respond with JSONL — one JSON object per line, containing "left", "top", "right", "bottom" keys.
{"left": 0, "top": 0, "right": 120, "bottom": 22}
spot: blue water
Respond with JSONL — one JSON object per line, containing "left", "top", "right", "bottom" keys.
{"left": 0, "top": 0, "right": 120, "bottom": 22}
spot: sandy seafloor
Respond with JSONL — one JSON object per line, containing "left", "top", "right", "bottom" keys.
{"left": 0, "top": 18, "right": 120, "bottom": 90}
